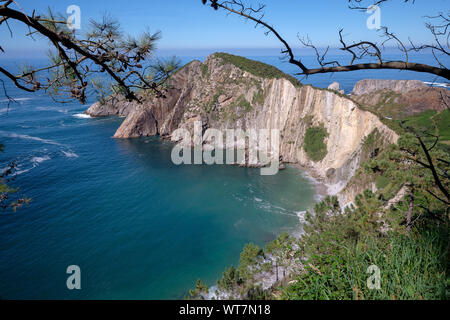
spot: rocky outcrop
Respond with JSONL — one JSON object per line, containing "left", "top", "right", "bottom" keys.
{"left": 351, "top": 79, "right": 428, "bottom": 96}
{"left": 86, "top": 53, "right": 399, "bottom": 197}
{"left": 85, "top": 95, "right": 136, "bottom": 117}
{"left": 350, "top": 79, "right": 449, "bottom": 117}
{"left": 328, "top": 82, "right": 345, "bottom": 94}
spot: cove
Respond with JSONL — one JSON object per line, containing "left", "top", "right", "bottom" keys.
{"left": 0, "top": 96, "right": 315, "bottom": 299}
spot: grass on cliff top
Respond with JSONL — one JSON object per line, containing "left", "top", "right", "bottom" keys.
{"left": 212, "top": 52, "right": 302, "bottom": 87}
{"left": 382, "top": 109, "right": 450, "bottom": 143}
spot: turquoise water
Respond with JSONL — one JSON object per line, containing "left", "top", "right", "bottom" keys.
{"left": 0, "top": 54, "right": 447, "bottom": 299}
{"left": 0, "top": 76, "right": 315, "bottom": 299}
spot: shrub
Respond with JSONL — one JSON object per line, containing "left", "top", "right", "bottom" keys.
{"left": 282, "top": 229, "right": 448, "bottom": 300}
{"left": 376, "top": 175, "right": 390, "bottom": 189}
{"left": 201, "top": 64, "right": 209, "bottom": 78}
{"left": 252, "top": 89, "right": 265, "bottom": 106}
{"left": 304, "top": 126, "right": 328, "bottom": 162}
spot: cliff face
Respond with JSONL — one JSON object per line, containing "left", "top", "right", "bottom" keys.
{"left": 86, "top": 53, "right": 398, "bottom": 196}
{"left": 351, "top": 79, "right": 428, "bottom": 95}
{"left": 351, "top": 80, "right": 449, "bottom": 118}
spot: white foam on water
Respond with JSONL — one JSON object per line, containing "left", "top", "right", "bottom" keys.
{"left": 15, "top": 168, "right": 32, "bottom": 175}
{"left": 296, "top": 211, "right": 307, "bottom": 224}
{"left": 62, "top": 150, "right": 79, "bottom": 158}
{"left": 36, "top": 106, "right": 68, "bottom": 114}
{"left": 12, "top": 154, "right": 52, "bottom": 176}
{"left": 31, "top": 156, "right": 51, "bottom": 164}
{"left": 424, "top": 82, "right": 449, "bottom": 88}
{"left": 0, "top": 131, "right": 62, "bottom": 146}
{"left": 73, "top": 113, "right": 92, "bottom": 119}
{"left": 0, "top": 97, "right": 32, "bottom": 103}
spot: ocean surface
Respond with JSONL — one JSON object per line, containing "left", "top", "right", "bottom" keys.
{"left": 0, "top": 53, "right": 448, "bottom": 299}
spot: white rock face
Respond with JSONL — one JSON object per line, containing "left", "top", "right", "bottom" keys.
{"left": 328, "top": 82, "right": 340, "bottom": 91}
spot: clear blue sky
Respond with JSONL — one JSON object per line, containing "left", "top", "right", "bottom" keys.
{"left": 1, "top": 0, "right": 448, "bottom": 57}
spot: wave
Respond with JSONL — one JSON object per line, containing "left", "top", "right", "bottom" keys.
{"left": 424, "top": 82, "right": 449, "bottom": 88}
{"left": 0, "top": 131, "right": 62, "bottom": 146}
{"left": 15, "top": 168, "right": 33, "bottom": 175}
{"left": 62, "top": 150, "right": 79, "bottom": 158}
{"left": 0, "top": 97, "right": 32, "bottom": 103}
{"left": 31, "top": 156, "right": 51, "bottom": 164}
{"left": 12, "top": 155, "right": 52, "bottom": 176}
{"left": 296, "top": 211, "right": 307, "bottom": 224}
{"left": 36, "top": 106, "right": 68, "bottom": 114}
{"left": 73, "top": 113, "right": 92, "bottom": 119}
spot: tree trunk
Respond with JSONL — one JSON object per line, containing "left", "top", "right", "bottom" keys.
{"left": 275, "top": 261, "right": 278, "bottom": 282}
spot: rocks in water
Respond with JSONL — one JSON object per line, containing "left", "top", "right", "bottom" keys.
{"left": 328, "top": 82, "right": 345, "bottom": 94}
{"left": 351, "top": 79, "right": 427, "bottom": 96}
{"left": 85, "top": 95, "right": 137, "bottom": 117}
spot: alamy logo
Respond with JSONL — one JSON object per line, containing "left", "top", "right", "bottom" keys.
{"left": 366, "top": 5, "right": 381, "bottom": 30}
{"left": 66, "top": 5, "right": 81, "bottom": 30}
{"left": 66, "top": 265, "right": 81, "bottom": 290}
{"left": 366, "top": 265, "right": 381, "bottom": 290}
{"left": 171, "top": 121, "right": 280, "bottom": 176}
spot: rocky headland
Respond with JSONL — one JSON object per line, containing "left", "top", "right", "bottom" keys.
{"left": 85, "top": 52, "right": 447, "bottom": 206}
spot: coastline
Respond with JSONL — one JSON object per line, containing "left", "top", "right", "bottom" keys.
{"left": 286, "top": 163, "right": 330, "bottom": 201}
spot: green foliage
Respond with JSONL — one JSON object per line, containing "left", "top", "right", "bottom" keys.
{"left": 381, "top": 110, "right": 450, "bottom": 145}
{"left": 361, "top": 129, "right": 382, "bottom": 159}
{"left": 236, "top": 95, "right": 253, "bottom": 113}
{"left": 304, "top": 126, "right": 329, "bottom": 162}
{"left": 237, "top": 243, "right": 264, "bottom": 282}
{"left": 376, "top": 175, "right": 390, "bottom": 190}
{"left": 0, "top": 146, "right": 30, "bottom": 211}
{"left": 205, "top": 88, "right": 224, "bottom": 113}
{"left": 213, "top": 52, "right": 302, "bottom": 87}
{"left": 435, "top": 110, "right": 450, "bottom": 141}
{"left": 187, "top": 279, "right": 209, "bottom": 300}
{"left": 201, "top": 64, "right": 209, "bottom": 78}
{"left": 252, "top": 89, "right": 265, "bottom": 106}
{"left": 218, "top": 266, "right": 241, "bottom": 291}
{"left": 222, "top": 95, "right": 253, "bottom": 120}
{"left": 245, "top": 285, "right": 271, "bottom": 300}
{"left": 282, "top": 227, "right": 448, "bottom": 300}
{"left": 280, "top": 127, "right": 449, "bottom": 300}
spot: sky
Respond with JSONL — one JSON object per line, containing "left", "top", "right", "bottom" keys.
{"left": 0, "top": 0, "right": 448, "bottom": 58}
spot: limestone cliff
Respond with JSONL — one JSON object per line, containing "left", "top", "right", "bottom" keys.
{"left": 86, "top": 53, "right": 399, "bottom": 198}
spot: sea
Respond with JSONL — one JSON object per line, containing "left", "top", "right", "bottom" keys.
{"left": 0, "top": 53, "right": 448, "bottom": 299}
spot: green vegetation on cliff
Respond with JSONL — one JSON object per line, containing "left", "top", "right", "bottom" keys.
{"left": 213, "top": 52, "right": 302, "bottom": 87}
{"left": 304, "top": 126, "right": 329, "bottom": 162}
{"left": 283, "top": 196, "right": 448, "bottom": 300}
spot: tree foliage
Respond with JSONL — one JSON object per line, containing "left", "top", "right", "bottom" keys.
{"left": 0, "top": 1, "right": 180, "bottom": 105}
